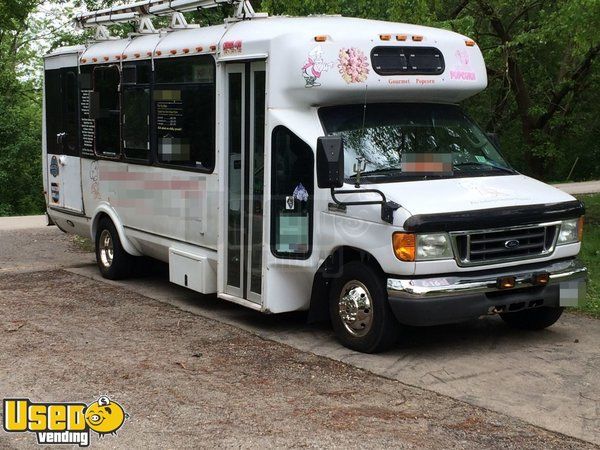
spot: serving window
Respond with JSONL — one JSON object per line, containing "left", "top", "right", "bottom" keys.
{"left": 153, "top": 56, "right": 216, "bottom": 171}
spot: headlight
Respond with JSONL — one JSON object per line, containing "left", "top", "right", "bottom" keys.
{"left": 393, "top": 232, "right": 453, "bottom": 261}
{"left": 557, "top": 217, "right": 584, "bottom": 245}
{"left": 416, "top": 233, "right": 454, "bottom": 260}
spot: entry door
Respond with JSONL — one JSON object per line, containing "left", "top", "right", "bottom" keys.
{"left": 45, "top": 67, "right": 84, "bottom": 213}
{"left": 225, "top": 62, "right": 266, "bottom": 303}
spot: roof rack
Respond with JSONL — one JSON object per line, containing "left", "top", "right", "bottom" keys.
{"left": 74, "top": 0, "right": 264, "bottom": 40}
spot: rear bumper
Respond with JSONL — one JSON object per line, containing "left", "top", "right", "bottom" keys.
{"left": 387, "top": 258, "right": 587, "bottom": 326}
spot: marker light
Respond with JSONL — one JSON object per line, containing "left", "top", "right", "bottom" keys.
{"left": 578, "top": 216, "right": 585, "bottom": 242}
{"left": 380, "top": 34, "right": 392, "bottom": 41}
{"left": 465, "top": 39, "right": 476, "bottom": 47}
{"left": 196, "top": 46, "right": 203, "bottom": 52}
{"left": 170, "top": 49, "right": 177, "bottom": 55}
{"left": 393, "top": 232, "right": 416, "bottom": 262}
{"left": 532, "top": 273, "right": 550, "bottom": 286}
{"left": 314, "top": 35, "right": 328, "bottom": 42}
{"left": 497, "top": 276, "right": 516, "bottom": 290}
{"left": 183, "top": 48, "right": 190, "bottom": 54}
{"left": 396, "top": 34, "right": 407, "bottom": 41}
{"left": 412, "top": 35, "right": 424, "bottom": 42}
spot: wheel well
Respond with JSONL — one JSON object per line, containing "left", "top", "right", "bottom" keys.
{"left": 91, "top": 212, "right": 111, "bottom": 244}
{"left": 307, "top": 246, "right": 384, "bottom": 323}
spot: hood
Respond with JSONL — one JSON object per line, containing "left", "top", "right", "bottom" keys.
{"left": 368, "top": 175, "right": 575, "bottom": 217}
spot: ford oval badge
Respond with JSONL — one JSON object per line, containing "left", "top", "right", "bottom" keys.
{"left": 505, "top": 239, "right": 520, "bottom": 249}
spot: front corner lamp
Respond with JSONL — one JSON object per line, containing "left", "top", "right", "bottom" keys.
{"left": 393, "top": 232, "right": 454, "bottom": 262}
{"left": 557, "top": 217, "right": 584, "bottom": 245}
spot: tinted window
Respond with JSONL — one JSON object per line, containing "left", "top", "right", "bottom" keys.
{"left": 93, "top": 66, "right": 121, "bottom": 157}
{"left": 45, "top": 68, "right": 79, "bottom": 156}
{"left": 371, "top": 47, "right": 444, "bottom": 76}
{"left": 271, "top": 127, "right": 314, "bottom": 259}
{"left": 155, "top": 56, "right": 214, "bottom": 84}
{"left": 123, "top": 87, "right": 150, "bottom": 160}
{"left": 45, "top": 69, "right": 63, "bottom": 155}
{"left": 154, "top": 56, "right": 216, "bottom": 171}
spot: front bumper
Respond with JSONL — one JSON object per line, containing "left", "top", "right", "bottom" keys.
{"left": 387, "top": 258, "right": 587, "bottom": 326}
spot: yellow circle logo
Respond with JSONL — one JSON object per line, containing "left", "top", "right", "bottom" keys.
{"left": 84, "top": 396, "right": 127, "bottom": 435}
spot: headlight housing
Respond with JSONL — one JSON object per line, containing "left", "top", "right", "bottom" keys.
{"left": 393, "top": 232, "right": 454, "bottom": 261}
{"left": 557, "top": 217, "right": 584, "bottom": 245}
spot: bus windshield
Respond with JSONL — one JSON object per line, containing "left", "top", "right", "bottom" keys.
{"left": 319, "top": 103, "right": 515, "bottom": 183}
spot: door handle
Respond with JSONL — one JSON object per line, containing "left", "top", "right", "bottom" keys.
{"left": 56, "top": 132, "right": 66, "bottom": 144}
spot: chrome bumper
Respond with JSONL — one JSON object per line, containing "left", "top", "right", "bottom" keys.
{"left": 387, "top": 259, "right": 587, "bottom": 299}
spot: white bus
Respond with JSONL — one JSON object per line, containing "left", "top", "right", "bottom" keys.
{"left": 43, "top": 0, "right": 587, "bottom": 353}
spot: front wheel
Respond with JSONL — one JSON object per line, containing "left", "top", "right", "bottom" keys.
{"left": 329, "top": 262, "right": 399, "bottom": 353}
{"left": 95, "top": 218, "right": 133, "bottom": 280}
{"left": 500, "top": 307, "right": 564, "bottom": 330}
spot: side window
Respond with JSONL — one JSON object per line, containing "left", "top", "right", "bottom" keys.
{"left": 122, "top": 62, "right": 151, "bottom": 161}
{"left": 93, "top": 66, "right": 121, "bottom": 158}
{"left": 44, "top": 67, "right": 78, "bottom": 156}
{"left": 271, "top": 126, "right": 314, "bottom": 259}
{"left": 45, "top": 69, "right": 63, "bottom": 155}
{"left": 153, "top": 56, "right": 215, "bottom": 171}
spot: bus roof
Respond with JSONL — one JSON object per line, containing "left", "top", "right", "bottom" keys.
{"left": 47, "top": 16, "right": 488, "bottom": 105}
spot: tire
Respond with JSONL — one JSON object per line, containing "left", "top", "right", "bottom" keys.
{"left": 95, "top": 218, "right": 133, "bottom": 280}
{"left": 500, "top": 307, "right": 564, "bottom": 330}
{"left": 329, "top": 261, "right": 399, "bottom": 353}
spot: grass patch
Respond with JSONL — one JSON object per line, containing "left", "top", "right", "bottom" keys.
{"left": 575, "top": 194, "right": 600, "bottom": 318}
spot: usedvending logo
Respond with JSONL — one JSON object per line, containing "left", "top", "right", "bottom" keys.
{"left": 3, "top": 396, "right": 128, "bottom": 447}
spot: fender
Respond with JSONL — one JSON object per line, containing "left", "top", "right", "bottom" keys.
{"left": 90, "top": 203, "right": 143, "bottom": 257}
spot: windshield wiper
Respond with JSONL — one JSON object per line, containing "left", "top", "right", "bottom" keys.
{"left": 349, "top": 168, "right": 403, "bottom": 178}
{"left": 453, "top": 162, "right": 515, "bottom": 174}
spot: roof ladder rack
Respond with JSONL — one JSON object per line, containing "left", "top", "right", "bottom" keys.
{"left": 74, "top": 0, "right": 263, "bottom": 40}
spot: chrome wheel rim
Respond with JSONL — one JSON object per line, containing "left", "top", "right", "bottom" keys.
{"left": 338, "top": 280, "right": 373, "bottom": 337}
{"left": 99, "top": 230, "right": 114, "bottom": 269}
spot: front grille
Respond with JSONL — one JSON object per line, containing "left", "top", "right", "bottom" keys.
{"left": 452, "top": 224, "right": 559, "bottom": 266}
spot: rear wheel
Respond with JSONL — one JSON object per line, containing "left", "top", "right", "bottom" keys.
{"left": 329, "top": 262, "right": 399, "bottom": 353}
{"left": 95, "top": 218, "right": 132, "bottom": 280}
{"left": 500, "top": 307, "right": 564, "bottom": 330}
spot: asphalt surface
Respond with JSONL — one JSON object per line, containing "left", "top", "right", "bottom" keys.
{"left": 0, "top": 219, "right": 599, "bottom": 448}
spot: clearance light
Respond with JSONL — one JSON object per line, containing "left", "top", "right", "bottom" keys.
{"left": 393, "top": 232, "right": 416, "bottom": 262}
{"left": 183, "top": 48, "right": 190, "bottom": 54}
{"left": 156, "top": 50, "right": 162, "bottom": 56}
{"left": 81, "top": 58, "right": 87, "bottom": 63}
{"left": 497, "top": 276, "right": 516, "bottom": 290}
{"left": 314, "top": 35, "right": 328, "bottom": 42}
{"left": 115, "top": 55, "right": 121, "bottom": 60}
{"left": 380, "top": 34, "right": 392, "bottom": 41}
{"left": 146, "top": 51, "right": 152, "bottom": 57}
{"left": 196, "top": 46, "right": 203, "bottom": 52}
{"left": 396, "top": 34, "right": 407, "bottom": 41}
{"left": 412, "top": 35, "right": 424, "bottom": 42}
{"left": 122, "top": 54, "right": 128, "bottom": 59}
{"left": 103, "top": 56, "right": 109, "bottom": 61}
{"left": 170, "top": 49, "right": 177, "bottom": 55}
{"left": 92, "top": 57, "right": 98, "bottom": 63}
{"left": 532, "top": 273, "right": 550, "bottom": 286}
{"left": 465, "top": 39, "right": 476, "bottom": 47}
{"left": 134, "top": 53, "right": 141, "bottom": 58}
{"left": 210, "top": 45, "right": 217, "bottom": 51}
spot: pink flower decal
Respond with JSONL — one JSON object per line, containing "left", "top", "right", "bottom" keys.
{"left": 338, "top": 48, "right": 370, "bottom": 84}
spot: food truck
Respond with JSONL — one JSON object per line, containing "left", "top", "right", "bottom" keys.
{"left": 43, "top": 0, "right": 587, "bottom": 352}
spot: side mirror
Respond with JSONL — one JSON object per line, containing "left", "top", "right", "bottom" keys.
{"left": 316, "top": 136, "right": 344, "bottom": 189}
{"left": 487, "top": 132, "right": 500, "bottom": 149}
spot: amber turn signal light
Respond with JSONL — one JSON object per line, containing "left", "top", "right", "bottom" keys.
{"left": 532, "top": 273, "right": 550, "bottom": 286}
{"left": 392, "top": 232, "right": 416, "bottom": 262}
{"left": 497, "top": 276, "right": 516, "bottom": 290}
{"left": 578, "top": 216, "right": 585, "bottom": 242}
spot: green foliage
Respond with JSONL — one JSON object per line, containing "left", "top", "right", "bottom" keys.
{"left": 576, "top": 194, "right": 600, "bottom": 318}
